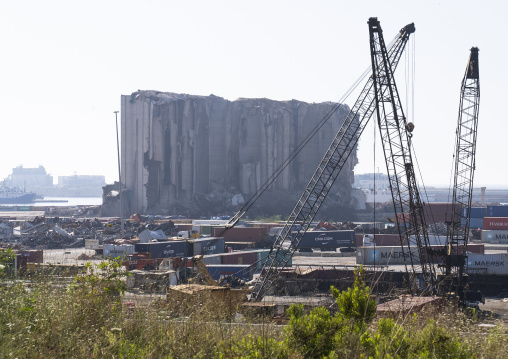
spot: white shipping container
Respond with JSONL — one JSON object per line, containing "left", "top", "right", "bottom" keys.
{"left": 191, "top": 219, "right": 229, "bottom": 226}
{"left": 409, "top": 235, "right": 448, "bottom": 246}
{"left": 104, "top": 244, "right": 135, "bottom": 258}
{"left": 480, "top": 230, "right": 508, "bottom": 243}
{"left": 466, "top": 254, "right": 508, "bottom": 275}
{"left": 356, "top": 246, "right": 420, "bottom": 265}
{"left": 85, "top": 239, "right": 99, "bottom": 249}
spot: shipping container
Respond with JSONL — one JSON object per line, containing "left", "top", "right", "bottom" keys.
{"left": 187, "top": 237, "right": 225, "bottom": 256}
{"left": 424, "top": 202, "right": 459, "bottom": 224}
{"left": 256, "top": 248, "right": 292, "bottom": 268}
{"left": 221, "top": 251, "right": 258, "bottom": 265}
{"left": 205, "top": 264, "right": 253, "bottom": 281}
{"left": 362, "top": 234, "right": 403, "bottom": 247}
{"left": 357, "top": 244, "right": 484, "bottom": 266}
{"left": 355, "top": 234, "right": 364, "bottom": 247}
{"left": 409, "top": 235, "right": 448, "bottom": 246}
{"left": 483, "top": 217, "right": 508, "bottom": 230}
{"left": 201, "top": 254, "right": 222, "bottom": 266}
{"left": 225, "top": 241, "right": 257, "bottom": 251}
{"left": 104, "top": 244, "right": 135, "bottom": 258}
{"left": 134, "top": 241, "right": 188, "bottom": 258}
{"left": 480, "top": 230, "right": 508, "bottom": 243}
{"left": 462, "top": 207, "right": 487, "bottom": 218}
{"left": 363, "top": 234, "right": 447, "bottom": 247}
{"left": 469, "top": 217, "right": 484, "bottom": 229}
{"left": 192, "top": 224, "right": 213, "bottom": 236}
{"left": 245, "top": 222, "right": 281, "bottom": 231}
{"left": 357, "top": 246, "right": 420, "bottom": 265}
{"left": 293, "top": 230, "right": 355, "bottom": 249}
{"left": 466, "top": 244, "right": 485, "bottom": 254}
{"left": 487, "top": 206, "right": 508, "bottom": 217}
{"left": 461, "top": 216, "right": 483, "bottom": 228}
{"left": 85, "top": 239, "right": 100, "bottom": 249}
{"left": 192, "top": 219, "right": 229, "bottom": 226}
{"left": 466, "top": 254, "right": 508, "bottom": 275}
{"left": 19, "top": 249, "right": 43, "bottom": 263}
{"left": 211, "top": 226, "right": 268, "bottom": 243}
{"left": 175, "top": 223, "right": 193, "bottom": 231}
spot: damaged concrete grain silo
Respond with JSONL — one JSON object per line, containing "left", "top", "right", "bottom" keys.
{"left": 104, "top": 91, "right": 358, "bottom": 219}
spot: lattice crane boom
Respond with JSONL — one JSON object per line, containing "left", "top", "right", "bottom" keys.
{"left": 250, "top": 21, "right": 415, "bottom": 301}
{"left": 368, "top": 17, "right": 437, "bottom": 294}
{"left": 446, "top": 47, "right": 480, "bottom": 300}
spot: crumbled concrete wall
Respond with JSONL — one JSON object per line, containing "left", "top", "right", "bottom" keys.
{"left": 120, "top": 91, "right": 357, "bottom": 219}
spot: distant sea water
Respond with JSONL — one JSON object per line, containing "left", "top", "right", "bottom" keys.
{"left": 32, "top": 197, "right": 103, "bottom": 207}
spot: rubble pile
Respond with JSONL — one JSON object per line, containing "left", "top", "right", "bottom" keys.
{"left": 0, "top": 215, "right": 180, "bottom": 250}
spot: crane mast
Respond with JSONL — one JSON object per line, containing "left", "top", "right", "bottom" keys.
{"left": 368, "top": 17, "right": 437, "bottom": 294}
{"left": 250, "top": 21, "right": 415, "bottom": 302}
{"left": 445, "top": 47, "right": 480, "bottom": 300}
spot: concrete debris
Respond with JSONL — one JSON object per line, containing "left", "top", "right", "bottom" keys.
{"left": 0, "top": 215, "right": 178, "bottom": 251}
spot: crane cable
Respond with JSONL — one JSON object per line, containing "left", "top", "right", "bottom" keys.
{"left": 403, "top": 35, "right": 443, "bottom": 247}
{"left": 225, "top": 31, "right": 405, "bottom": 228}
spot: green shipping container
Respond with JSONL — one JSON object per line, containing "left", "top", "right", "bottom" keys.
{"left": 17, "top": 206, "right": 31, "bottom": 211}
{"left": 256, "top": 249, "right": 292, "bottom": 268}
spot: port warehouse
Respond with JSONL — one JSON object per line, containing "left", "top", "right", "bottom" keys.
{"left": 3, "top": 205, "right": 508, "bottom": 296}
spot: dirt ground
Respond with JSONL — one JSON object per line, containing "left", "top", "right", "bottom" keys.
{"left": 480, "top": 297, "right": 508, "bottom": 322}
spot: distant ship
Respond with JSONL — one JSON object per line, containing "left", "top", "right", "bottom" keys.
{"left": 0, "top": 187, "right": 36, "bottom": 204}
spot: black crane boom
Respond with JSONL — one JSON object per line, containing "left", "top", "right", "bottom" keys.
{"left": 445, "top": 47, "right": 480, "bottom": 302}
{"left": 368, "top": 17, "right": 437, "bottom": 294}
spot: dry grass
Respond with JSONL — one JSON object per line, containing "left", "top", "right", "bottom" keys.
{"left": 1, "top": 267, "right": 508, "bottom": 358}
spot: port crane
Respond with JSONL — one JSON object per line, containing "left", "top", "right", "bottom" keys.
{"left": 250, "top": 21, "right": 416, "bottom": 301}
{"left": 444, "top": 47, "right": 481, "bottom": 304}
{"left": 368, "top": 17, "right": 439, "bottom": 294}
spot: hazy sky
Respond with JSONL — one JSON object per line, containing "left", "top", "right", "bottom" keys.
{"left": 0, "top": 1, "right": 505, "bottom": 189}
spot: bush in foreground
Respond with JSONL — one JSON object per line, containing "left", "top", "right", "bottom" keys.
{"left": 0, "top": 261, "right": 507, "bottom": 358}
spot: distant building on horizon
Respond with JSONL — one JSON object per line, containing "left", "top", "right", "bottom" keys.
{"left": 6, "top": 165, "right": 53, "bottom": 191}
{"left": 57, "top": 174, "right": 106, "bottom": 189}
{"left": 3, "top": 166, "right": 105, "bottom": 197}
{"left": 354, "top": 172, "right": 390, "bottom": 190}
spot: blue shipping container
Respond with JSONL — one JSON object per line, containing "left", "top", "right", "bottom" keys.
{"left": 462, "top": 207, "right": 487, "bottom": 218}
{"left": 188, "top": 237, "right": 225, "bottom": 256}
{"left": 487, "top": 206, "right": 508, "bottom": 217}
{"left": 135, "top": 241, "right": 188, "bottom": 258}
{"left": 205, "top": 264, "right": 253, "bottom": 281}
{"left": 293, "top": 230, "right": 355, "bottom": 249}
{"left": 469, "top": 217, "right": 484, "bottom": 229}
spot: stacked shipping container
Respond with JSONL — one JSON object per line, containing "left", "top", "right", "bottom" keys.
{"left": 210, "top": 226, "right": 269, "bottom": 243}
{"left": 357, "top": 244, "right": 485, "bottom": 265}
{"left": 480, "top": 206, "right": 508, "bottom": 243}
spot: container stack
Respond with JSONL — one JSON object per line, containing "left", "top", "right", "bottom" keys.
{"left": 210, "top": 226, "right": 269, "bottom": 244}
{"left": 461, "top": 207, "right": 487, "bottom": 229}
{"left": 293, "top": 230, "right": 355, "bottom": 250}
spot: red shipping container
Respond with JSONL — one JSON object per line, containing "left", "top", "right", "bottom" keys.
{"left": 24, "top": 250, "right": 43, "bottom": 263}
{"left": 465, "top": 244, "right": 484, "bottom": 254}
{"left": 355, "top": 234, "right": 363, "bottom": 247}
{"left": 16, "top": 254, "right": 28, "bottom": 269}
{"left": 424, "top": 202, "right": 460, "bottom": 224}
{"left": 220, "top": 251, "right": 257, "bottom": 265}
{"left": 393, "top": 203, "right": 460, "bottom": 224}
{"left": 483, "top": 217, "right": 508, "bottom": 230}
{"left": 363, "top": 234, "right": 406, "bottom": 246}
{"left": 211, "top": 227, "right": 268, "bottom": 242}
{"left": 176, "top": 224, "right": 193, "bottom": 231}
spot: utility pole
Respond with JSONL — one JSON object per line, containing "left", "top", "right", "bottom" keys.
{"left": 114, "top": 111, "right": 125, "bottom": 239}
